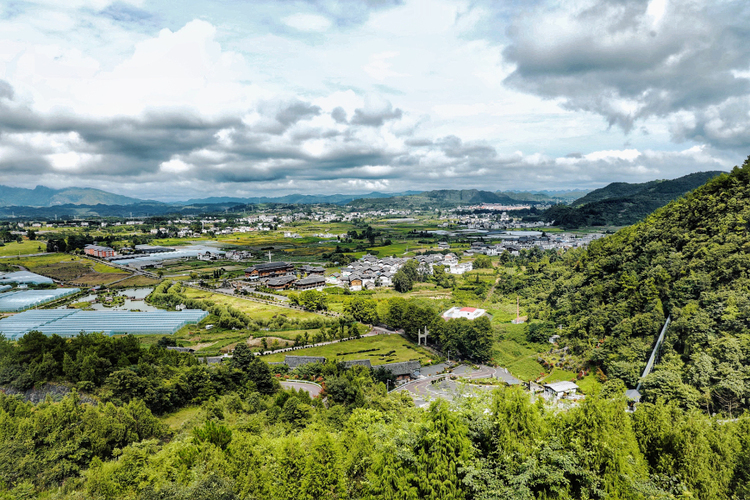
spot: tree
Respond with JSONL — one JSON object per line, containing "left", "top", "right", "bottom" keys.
{"left": 473, "top": 254, "right": 492, "bottom": 269}
{"left": 343, "top": 296, "right": 378, "bottom": 324}
{"left": 392, "top": 267, "right": 414, "bottom": 293}
{"left": 299, "top": 290, "right": 327, "bottom": 311}
{"left": 526, "top": 321, "right": 554, "bottom": 344}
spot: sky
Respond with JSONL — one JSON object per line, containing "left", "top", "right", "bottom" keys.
{"left": 0, "top": 0, "right": 749, "bottom": 201}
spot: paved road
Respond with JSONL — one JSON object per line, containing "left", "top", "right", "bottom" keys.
{"left": 395, "top": 364, "right": 522, "bottom": 406}
{"left": 280, "top": 381, "right": 322, "bottom": 397}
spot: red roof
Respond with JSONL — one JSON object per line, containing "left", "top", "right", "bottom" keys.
{"left": 460, "top": 307, "right": 477, "bottom": 312}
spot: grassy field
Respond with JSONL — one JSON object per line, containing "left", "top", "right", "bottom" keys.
{"left": 259, "top": 334, "right": 435, "bottom": 365}
{"left": 0, "top": 239, "right": 45, "bottom": 257}
{"left": 181, "top": 288, "right": 322, "bottom": 321}
{"left": 493, "top": 323, "right": 546, "bottom": 381}
{"left": 160, "top": 406, "right": 202, "bottom": 430}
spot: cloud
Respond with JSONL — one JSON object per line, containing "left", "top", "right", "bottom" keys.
{"left": 282, "top": 13, "right": 332, "bottom": 32}
{"left": 500, "top": 0, "right": 750, "bottom": 149}
{"left": 351, "top": 98, "right": 403, "bottom": 126}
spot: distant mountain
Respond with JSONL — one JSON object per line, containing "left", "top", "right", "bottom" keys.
{"left": 348, "top": 189, "right": 544, "bottom": 209}
{"left": 0, "top": 185, "right": 148, "bottom": 207}
{"left": 497, "top": 190, "right": 589, "bottom": 204}
{"left": 181, "top": 191, "right": 422, "bottom": 206}
{"left": 544, "top": 171, "right": 725, "bottom": 228}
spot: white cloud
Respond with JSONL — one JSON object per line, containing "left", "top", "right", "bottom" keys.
{"left": 282, "top": 13, "right": 332, "bottom": 32}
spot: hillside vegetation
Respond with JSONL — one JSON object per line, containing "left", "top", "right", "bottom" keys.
{"left": 546, "top": 160, "right": 750, "bottom": 413}
{"left": 544, "top": 171, "right": 724, "bottom": 227}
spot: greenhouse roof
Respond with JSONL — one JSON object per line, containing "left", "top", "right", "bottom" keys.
{"left": 0, "top": 308, "right": 208, "bottom": 340}
{"left": 0, "top": 288, "right": 80, "bottom": 312}
{"left": 0, "top": 271, "right": 54, "bottom": 285}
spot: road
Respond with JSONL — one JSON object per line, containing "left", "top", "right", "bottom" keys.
{"left": 280, "top": 380, "right": 322, "bottom": 397}
{"left": 395, "top": 363, "right": 522, "bottom": 407}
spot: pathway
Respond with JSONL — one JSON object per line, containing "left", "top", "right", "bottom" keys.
{"left": 280, "top": 380, "right": 323, "bottom": 397}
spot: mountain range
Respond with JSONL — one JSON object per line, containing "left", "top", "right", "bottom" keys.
{"left": 0, "top": 185, "right": 146, "bottom": 207}
{"left": 543, "top": 171, "right": 725, "bottom": 228}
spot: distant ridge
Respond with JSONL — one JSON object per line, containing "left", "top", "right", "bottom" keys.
{"left": 545, "top": 171, "right": 726, "bottom": 227}
{"left": 0, "top": 185, "right": 148, "bottom": 207}
{"left": 180, "top": 191, "right": 422, "bottom": 206}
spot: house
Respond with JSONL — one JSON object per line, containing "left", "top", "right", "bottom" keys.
{"left": 449, "top": 262, "right": 473, "bottom": 275}
{"left": 300, "top": 265, "right": 325, "bottom": 276}
{"left": 348, "top": 274, "right": 363, "bottom": 291}
{"left": 266, "top": 275, "right": 297, "bottom": 290}
{"left": 543, "top": 381, "right": 580, "bottom": 400}
{"left": 84, "top": 244, "right": 115, "bottom": 258}
{"left": 442, "top": 306, "right": 488, "bottom": 320}
{"left": 285, "top": 355, "right": 326, "bottom": 369}
{"left": 438, "top": 242, "right": 450, "bottom": 250}
{"left": 294, "top": 275, "right": 326, "bottom": 291}
{"left": 374, "top": 360, "right": 421, "bottom": 382}
{"left": 245, "top": 261, "right": 296, "bottom": 279}
{"left": 343, "top": 359, "right": 372, "bottom": 369}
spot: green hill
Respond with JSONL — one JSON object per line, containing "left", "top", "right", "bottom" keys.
{"left": 0, "top": 185, "right": 147, "bottom": 207}
{"left": 549, "top": 160, "right": 750, "bottom": 412}
{"left": 545, "top": 171, "right": 725, "bottom": 227}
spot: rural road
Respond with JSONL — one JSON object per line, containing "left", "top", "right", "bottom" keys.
{"left": 280, "top": 380, "right": 323, "bottom": 397}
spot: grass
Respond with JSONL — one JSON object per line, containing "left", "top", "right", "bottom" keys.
{"left": 259, "top": 334, "right": 434, "bottom": 365}
{"left": 181, "top": 288, "right": 322, "bottom": 321}
{"left": 160, "top": 406, "right": 202, "bottom": 430}
{"left": 0, "top": 239, "right": 45, "bottom": 257}
{"left": 109, "top": 275, "right": 162, "bottom": 288}
{"left": 493, "top": 323, "right": 546, "bottom": 381}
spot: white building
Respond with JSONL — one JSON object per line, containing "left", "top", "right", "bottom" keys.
{"left": 442, "top": 307, "right": 487, "bottom": 320}
{"left": 543, "top": 381, "right": 580, "bottom": 401}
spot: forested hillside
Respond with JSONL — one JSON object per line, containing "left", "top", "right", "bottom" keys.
{"left": 544, "top": 171, "right": 724, "bottom": 227}
{"left": 546, "top": 160, "right": 750, "bottom": 413}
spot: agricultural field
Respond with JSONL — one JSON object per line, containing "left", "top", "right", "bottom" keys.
{"left": 259, "top": 333, "right": 435, "bottom": 365}
{"left": 11, "top": 253, "right": 131, "bottom": 285}
{"left": 181, "top": 287, "right": 322, "bottom": 321}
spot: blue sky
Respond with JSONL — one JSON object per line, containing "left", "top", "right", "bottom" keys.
{"left": 0, "top": 0, "right": 748, "bottom": 201}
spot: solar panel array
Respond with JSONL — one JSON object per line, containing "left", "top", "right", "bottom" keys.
{"left": 0, "top": 288, "right": 81, "bottom": 312}
{"left": 0, "top": 309, "right": 208, "bottom": 340}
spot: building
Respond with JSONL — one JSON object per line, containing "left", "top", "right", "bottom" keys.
{"left": 266, "top": 275, "right": 298, "bottom": 290}
{"left": 294, "top": 275, "right": 326, "bottom": 291}
{"left": 135, "top": 244, "right": 174, "bottom": 254}
{"left": 285, "top": 355, "right": 326, "bottom": 369}
{"left": 543, "top": 381, "right": 580, "bottom": 400}
{"left": 442, "top": 306, "right": 488, "bottom": 320}
{"left": 343, "top": 359, "right": 372, "bottom": 369}
{"left": 244, "top": 261, "right": 296, "bottom": 279}
{"left": 374, "top": 360, "right": 421, "bottom": 382}
{"left": 84, "top": 244, "right": 115, "bottom": 258}
{"left": 300, "top": 265, "right": 325, "bottom": 276}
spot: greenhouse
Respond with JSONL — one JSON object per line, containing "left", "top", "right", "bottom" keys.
{"left": 111, "top": 245, "right": 225, "bottom": 267}
{"left": 0, "top": 271, "right": 54, "bottom": 285}
{"left": 0, "top": 309, "right": 208, "bottom": 340}
{"left": 0, "top": 285, "right": 10, "bottom": 293}
{"left": 0, "top": 288, "right": 81, "bottom": 312}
